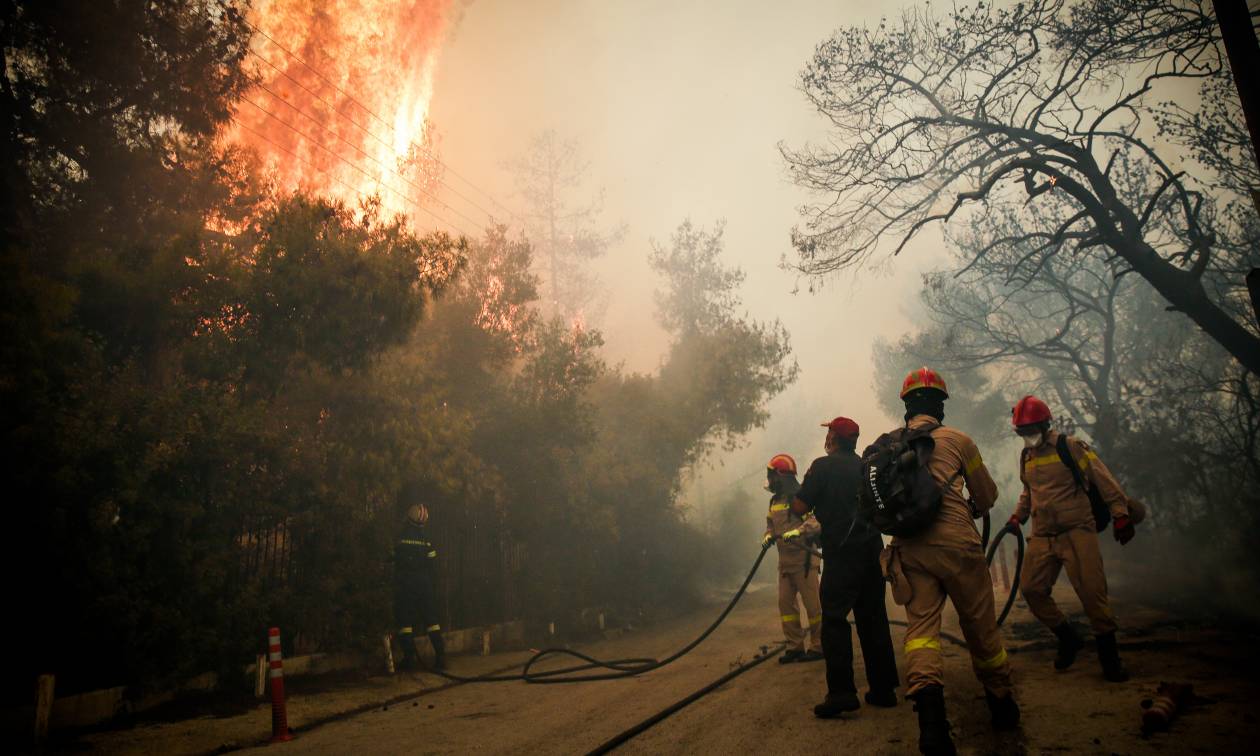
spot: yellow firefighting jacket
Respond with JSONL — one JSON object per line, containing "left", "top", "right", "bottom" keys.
{"left": 764, "top": 493, "right": 821, "bottom": 574}
{"left": 1013, "top": 431, "right": 1130, "bottom": 536}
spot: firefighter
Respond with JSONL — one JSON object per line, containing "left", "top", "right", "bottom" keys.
{"left": 1003, "top": 395, "right": 1134, "bottom": 683}
{"left": 879, "top": 368, "right": 1018, "bottom": 755}
{"left": 394, "top": 502, "right": 446, "bottom": 672}
{"left": 794, "top": 417, "right": 900, "bottom": 719}
{"left": 762, "top": 454, "right": 824, "bottom": 663}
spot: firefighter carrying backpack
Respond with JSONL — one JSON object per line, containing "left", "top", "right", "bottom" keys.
{"left": 859, "top": 423, "right": 965, "bottom": 538}
{"left": 1054, "top": 435, "right": 1110, "bottom": 532}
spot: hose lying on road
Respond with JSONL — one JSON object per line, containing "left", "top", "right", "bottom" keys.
{"left": 583, "top": 641, "right": 787, "bottom": 756}
{"left": 430, "top": 519, "right": 1026, "bottom": 684}
{"left": 427, "top": 541, "right": 777, "bottom": 684}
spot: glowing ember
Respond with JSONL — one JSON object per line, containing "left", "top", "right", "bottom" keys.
{"left": 230, "top": 0, "right": 454, "bottom": 228}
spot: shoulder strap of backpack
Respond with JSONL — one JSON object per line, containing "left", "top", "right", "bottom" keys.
{"left": 916, "top": 422, "right": 966, "bottom": 488}
{"left": 1055, "top": 434, "right": 1087, "bottom": 492}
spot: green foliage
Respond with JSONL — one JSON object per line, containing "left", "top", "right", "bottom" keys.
{"left": 649, "top": 219, "right": 745, "bottom": 336}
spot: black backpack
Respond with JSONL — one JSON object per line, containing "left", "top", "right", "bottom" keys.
{"left": 859, "top": 423, "right": 964, "bottom": 538}
{"left": 1054, "top": 435, "right": 1110, "bottom": 532}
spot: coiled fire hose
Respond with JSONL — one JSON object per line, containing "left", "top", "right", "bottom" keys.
{"left": 427, "top": 541, "right": 777, "bottom": 684}
{"left": 428, "top": 513, "right": 1025, "bottom": 684}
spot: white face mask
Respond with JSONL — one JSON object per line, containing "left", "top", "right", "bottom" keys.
{"left": 1022, "top": 433, "right": 1043, "bottom": 449}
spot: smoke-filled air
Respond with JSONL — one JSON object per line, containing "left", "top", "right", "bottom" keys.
{"left": 4, "top": 1, "right": 1258, "bottom": 753}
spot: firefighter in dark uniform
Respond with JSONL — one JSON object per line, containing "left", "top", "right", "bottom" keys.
{"left": 394, "top": 503, "right": 446, "bottom": 671}
{"left": 796, "top": 417, "right": 900, "bottom": 718}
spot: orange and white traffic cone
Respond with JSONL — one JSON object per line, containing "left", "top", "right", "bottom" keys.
{"left": 267, "top": 627, "right": 293, "bottom": 743}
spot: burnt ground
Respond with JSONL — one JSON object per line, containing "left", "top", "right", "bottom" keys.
{"left": 68, "top": 572, "right": 1257, "bottom": 755}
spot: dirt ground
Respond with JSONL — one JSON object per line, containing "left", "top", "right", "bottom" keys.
{"left": 76, "top": 572, "right": 1256, "bottom": 755}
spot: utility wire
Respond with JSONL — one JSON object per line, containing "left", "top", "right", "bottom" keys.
{"left": 246, "top": 78, "right": 488, "bottom": 233}
{"left": 242, "top": 47, "right": 505, "bottom": 229}
{"left": 152, "top": 6, "right": 515, "bottom": 229}
{"left": 144, "top": 8, "right": 479, "bottom": 235}
{"left": 237, "top": 97, "right": 474, "bottom": 236}
{"left": 232, "top": 116, "right": 472, "bottom": 237}
{"left": 238, "top": 91, "right": 486, "bottom": 232}
{"left": 241, "top": 16, "right": 522, "bottom": 222}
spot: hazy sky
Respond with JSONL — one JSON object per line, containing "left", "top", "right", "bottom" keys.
{"left": 428, "top": 0, "right": 955, "bottom": 513}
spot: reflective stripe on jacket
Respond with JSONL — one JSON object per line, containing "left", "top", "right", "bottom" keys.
{"left": 1013, "top": 431, "right": 1130, "bottom": 536}
{"left": 765, "top": 494, "right": 820, "bottom": 573}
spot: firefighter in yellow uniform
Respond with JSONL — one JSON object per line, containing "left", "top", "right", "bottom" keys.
{"left": 762, "top": 454, "right": 824, "bottom": 663}
{"left": 877, "top": 368, "right": 1018, "bottom": 756}
{"left": 1004, "top": 395, "right": 1135, "bottom": 683}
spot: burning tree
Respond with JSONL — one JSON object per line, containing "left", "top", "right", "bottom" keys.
{"left": 232, "top": 0, "right": 457, "bottom": 225}
{"left": 782, "top": 0, "right": 1260, "bottom": 374}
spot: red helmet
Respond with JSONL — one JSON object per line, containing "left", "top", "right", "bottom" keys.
{"left": 821, "top": 416, "right": 860, "bottom": 440}
{"left": 1011, "top": 395, "right": 1052, "bottom": 427}
{"left": 767, "top": 454, "right": 797, "bottom": 475}
{"left": 900, "top": 367, "right": 949, "bottom": 399}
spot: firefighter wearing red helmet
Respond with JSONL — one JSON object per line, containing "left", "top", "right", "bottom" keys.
{"left": 795, "top": 417, "right": 899, "bottom": 719}
{"left": 1006, "top": 395, "right": 1135, "bottom": 683}
{"left": 878, "top": 368, "right": 1016, "bottom": 754}
{"left": 762, "top": 452, "right": 823, "bottom": 663}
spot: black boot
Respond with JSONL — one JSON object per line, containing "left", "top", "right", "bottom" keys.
{"left": 864, "top": 689, "right": 898, "bottom": 708}
{"left": 428, "top": 630, "right": 447, "bottom": 672}
{"left": 397, "top": 632, "right": 419, "bottom": 671}
{"left": 779, "top": 648, "right": 804, "bottom": 664}
{"left": 1095, "top": 632, "right": 1129, "bottom": 682}
{"left": 813, "top": 691, "right": 860, "bottom": 719}
{"left": 985, "top": 690, "right": 1021, "bottom": 730}
{"left": 911, "top": 686, "right": 956, "bottom": 756}
{"left": 1052, "top": 622, "right": 1084, "bottom": 670}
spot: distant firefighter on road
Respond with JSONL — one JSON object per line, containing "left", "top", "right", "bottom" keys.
{"left": 394, "top": 500, "right": 446, "bottom": 672}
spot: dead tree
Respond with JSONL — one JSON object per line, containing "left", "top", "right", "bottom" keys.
{"left": 507, "top": 131, "right": 625, "bottom": 321}
{"left": 782, "top": 0, "right": 1260, "bottom": 374}
{"left": 917, "top": 198, "right": 1133, "bottom": 453}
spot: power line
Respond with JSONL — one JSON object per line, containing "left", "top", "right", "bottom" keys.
{"left": 246, "top": 75, "right": 490, "bottom": 232}
{"left": 243, "top": 45, "right": 506, "bottom": 229}
{"left": 239, "top": 90, "right": 487, "bottom": 233}
{"left": 240, "top": 15, "right": 521, "bottom": 221}
{"left": 149, "top": 6, "right": 517, "bottom": 229}
{"left": 139, "top": 7, "right": 480, "bottom": 235}
{"left": 232, "top": 113, "right": 474, "bottom": 238}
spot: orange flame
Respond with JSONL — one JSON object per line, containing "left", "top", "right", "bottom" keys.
{"left": 231, "top": 0, "right": 455, "bottom": 228}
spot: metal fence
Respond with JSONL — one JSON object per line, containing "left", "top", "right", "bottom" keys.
{"left": 428, "top": 503, "right": 524, "bottom": 630}
{"left": 236, "top": 506, "right": 523, "bottom": 636}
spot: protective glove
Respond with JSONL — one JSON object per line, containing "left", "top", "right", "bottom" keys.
{"left": 1113, "top": 516, "right": 1135, "bottom": 545}
{"left": 761, "top": 532, "right": 774, "bottom": 548}
{"left": 1002, "top": 515, "right": 1022, "bottom": 536}
{"left": 782, "top": 528, "right": 802, "bottom": 541}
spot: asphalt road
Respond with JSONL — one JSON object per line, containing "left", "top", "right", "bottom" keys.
{"left": 84, "top": 568, "right": 1256, "bottom": 755}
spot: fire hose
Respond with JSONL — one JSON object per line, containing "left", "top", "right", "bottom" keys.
{"left": 430, "top": 515, "right": 1025, "bottom": 686}
{"left": 984, "top": 515, "right": 1025, "bottom": 627}
{"left": 426, "top": 541, "right": 777, "bottom": 684}
{"left": 780, "top": 512, "right": 1024, "bottom": 627}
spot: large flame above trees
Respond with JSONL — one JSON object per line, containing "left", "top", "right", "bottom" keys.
{"left": 231, "top": 0, "right": 456, "bottom": 227}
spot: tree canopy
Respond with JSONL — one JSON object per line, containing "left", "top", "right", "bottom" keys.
{"left": 783, "top": 0, "right": 1260, "bottom": 372}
